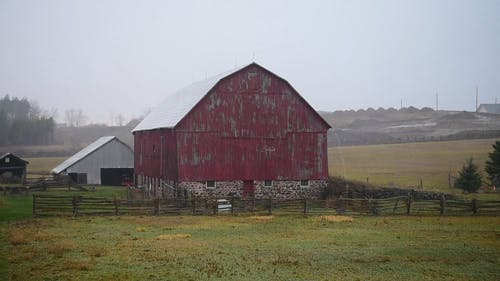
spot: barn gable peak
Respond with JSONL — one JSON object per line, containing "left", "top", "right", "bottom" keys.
{"left": 132, "top": 63, "right": 330, "bottom": 132}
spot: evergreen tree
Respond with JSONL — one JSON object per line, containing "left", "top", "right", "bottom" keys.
{"left": 485, "top": 141, "right": 500, "bottom": 187}
{"left": 455, "top": 157, "right": 482, "bottom": 193}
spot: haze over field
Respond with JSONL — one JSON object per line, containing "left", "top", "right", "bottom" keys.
{"left": 0, "top": 0, "right": 499, "bottom": 124}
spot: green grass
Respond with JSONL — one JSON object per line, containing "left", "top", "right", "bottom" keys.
{"left": 329, "top": 138, "right": 498, "bottom": 192}
{"left": 0, "top": 186, "right": 127, "bottom": 279}
{"left": 1, "top": 141, "right": 499, "bottom": 279}
{"left": 0, "top": 186, "right": 127, "bottom": 221}
{"left": 1, "top": 215, "right": 499, "bottom": 280}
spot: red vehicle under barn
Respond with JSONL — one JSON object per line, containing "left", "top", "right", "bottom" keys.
{"left": 133, "top": 63, "right": 330, "bottom": 199}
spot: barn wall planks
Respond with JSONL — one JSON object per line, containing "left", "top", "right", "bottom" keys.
{"left": 133, "top": 64, "right": 330, "bottom": 191}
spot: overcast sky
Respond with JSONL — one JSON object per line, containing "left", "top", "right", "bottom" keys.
{"left": 0, "top": 0, "right": 499, "bottom": 124}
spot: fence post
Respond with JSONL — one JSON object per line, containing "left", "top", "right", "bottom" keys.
{"left": 32, "top": 194, "right": 36, "bottom": 217}
{"left": 230, "top": 196, "right": 234, "bottom": 214}
{"left": 268, "top": 196, "right": 273, "bottom": 215}
{"left": 472, "top": 199, "right": 478, "bottom": 215}
{"left": 393, "top": 199, "right": 399, "bottom": 215}
{"left": 406, "top": 191, "right": 413, "bottom": 216}
{"left": 192, "top": 197, "right": 196, "bottom": 215}
{"left": 303, "top": 198, "right": 308, "bottom": 216}
{"left": 440, "top": 194, "right": 446, "bottom": 216}
{"left": 154, "top": 198, "right": 160, "bottom": 215}
{"left": 251, "top": 196, "right": 256, "bottom": 214}
{"left": 371, "top": 199, "right": 379, "bottom": 216}
{"left": 72, "top": 195, "right": 78, "bottom": 217}
{"left": 114, "top": 196, "right": 119, "bottom": 216}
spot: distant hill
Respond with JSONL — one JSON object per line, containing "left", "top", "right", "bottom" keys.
{"left": 320, "top": 107, "right": 500, "bottom": 146}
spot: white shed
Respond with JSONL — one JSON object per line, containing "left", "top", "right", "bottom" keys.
{"left": 52, "top": 136, "right": 134, "bottom": 185}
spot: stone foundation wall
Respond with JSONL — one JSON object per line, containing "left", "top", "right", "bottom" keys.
{"left": 178, "top": 180, "right": 327, "bottom": 199}
{"left": 178, "top": 181, "right": 243, "bottom": 198}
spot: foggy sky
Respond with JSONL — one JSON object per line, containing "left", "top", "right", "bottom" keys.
{"left": 0, "top": 0, "right": 499, "bottom": 124}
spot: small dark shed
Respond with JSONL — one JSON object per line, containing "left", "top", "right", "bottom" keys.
{"left": 0, "top": 153, "right": 29, "bottom": 183}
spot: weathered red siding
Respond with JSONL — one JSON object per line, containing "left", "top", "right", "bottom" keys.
{"left": 134, "top": 129, "right": 177, "bottom": 180}
{"left": 134, "top": 64, "right": 330, "bottom": 183}
{"left": 175, "top": 65, "right": 329, "bottom": 181}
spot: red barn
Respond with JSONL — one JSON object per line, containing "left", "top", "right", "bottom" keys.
{"left": 133, "top": 63, "right": 330, "bottom": 199}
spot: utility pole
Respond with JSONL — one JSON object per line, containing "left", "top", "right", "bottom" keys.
{"left": 475, "top": 86, "right": 479, "bottom": 111}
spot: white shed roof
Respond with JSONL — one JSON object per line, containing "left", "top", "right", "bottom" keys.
{"left": 477, "top": 104, "right": 500, "bottom": 114}
{"left": 132, "top": 65, "right": 246, "bottom": 132}
{"left": 52, "top": 136, "right": 116, "bottom": 174}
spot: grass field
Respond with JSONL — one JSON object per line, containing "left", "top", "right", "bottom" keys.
{"left": 329, "top": 138, "right": 498, "bottom": 192}
{"left": 1, "top": 214, "right": 499, "bottom": 281}
{"left": 0, "top": 186, "right": 127, "bottom": 279}
{"left": 1, "top": 139, "right": 499, "bottom": 280}
{"left": 24, "top": 157, "right": 66, "bottom": 177}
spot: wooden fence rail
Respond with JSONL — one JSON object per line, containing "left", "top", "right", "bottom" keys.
{"left": 32, "top": 194, "right": 500, "bottom": 217}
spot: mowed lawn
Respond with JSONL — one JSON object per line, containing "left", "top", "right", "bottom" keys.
{"left": 328, "top": 138, "right": 498, "bottom": 191}
{"left": 1, "top": 214, "right": 499, "bottom": 281}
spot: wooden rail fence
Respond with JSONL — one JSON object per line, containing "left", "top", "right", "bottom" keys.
{"left": 32, "top": 194, "right": 500, "bottom": 217}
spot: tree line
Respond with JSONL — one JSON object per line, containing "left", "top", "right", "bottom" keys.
{"left": 0, "top": 95, "right": 55, "bottom": 145}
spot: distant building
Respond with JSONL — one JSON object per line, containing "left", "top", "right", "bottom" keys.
{"left": 477, "top": 104, "right": 500, "bottom": 114}
{"left": 0, "top": 153, "right": 29, "bottom": 183}
{"left": 133, "top": 63, "right": 331, "bottom": 199}
{"left": 52, "top": 136, "right": 134, "bottom": 185}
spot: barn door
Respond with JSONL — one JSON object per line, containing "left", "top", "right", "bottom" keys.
{"left": 77, "top": 173, "right": 87, "bottom": 184}
{"left": 243, "top": 180, "right": 254, "bottom": 197}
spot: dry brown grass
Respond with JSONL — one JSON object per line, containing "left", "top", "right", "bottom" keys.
{"left": 47, "top": 240, "right": 75, "bottom": 258}
{"left": 20, "top": 246, "right": 38, "bottom": 261}
{"left": 33, "top": 230, "right": 54, "bottom": 241}
{"left": 8, "top": 228, "right": 30, "bottom": 245}
{"left": 87, "top": 246, "right": 108, "bottom": 258}
{"left": 318, "top": 215, "right": 354, "bottom": 222}
{"left": 155, "top": 233, "right": 191, "bottom": 240}
{"left": 249, "top": 215, "right": 274, "bottom": 221}
{"left": 64, "top": 259, "right": 95, "bottom": 271}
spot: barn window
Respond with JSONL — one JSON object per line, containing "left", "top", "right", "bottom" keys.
{"left": 264, "top": 180, "right": 272, "bottom": 187}
{"left": 300, "top": 180, "right": 309, "bottom": 187}
{"left": 4, "top": 157, "right": 9, "bottom": 163}
{"left": 206, "top": 180, "right": 216, "bottom": 189}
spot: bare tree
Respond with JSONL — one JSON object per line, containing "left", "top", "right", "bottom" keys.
{"left": 115, "top": 114, "right": 126, "bottom": 126}
{"left": 109, "top": 112, "right": 115, "bottom": 126}
{"left": 65, "top": 108, "right": 88, "bottom": 127}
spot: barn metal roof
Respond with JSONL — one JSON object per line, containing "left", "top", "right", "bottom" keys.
{"left": 51, "top": 136, "right": 116, "bottom": 174}
{"left": 132, "top": 65, "right": 247, "bottom": 132}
